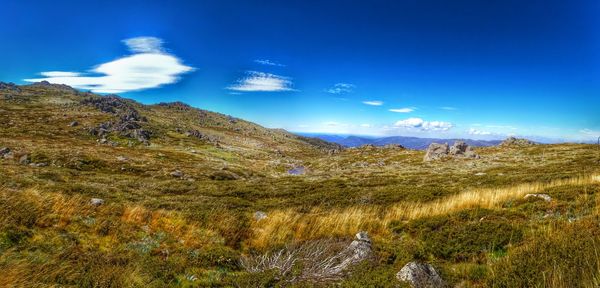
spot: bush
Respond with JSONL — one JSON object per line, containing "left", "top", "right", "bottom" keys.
{"left": 392, "top": 209, "right": 524, "bottom": 262}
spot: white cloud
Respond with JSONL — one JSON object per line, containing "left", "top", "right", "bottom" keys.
{"left": 580, "top": 129, "right": 600, "bottom": 137}
{"left": 389, "top": 107, "right": 415, "bottom": 113}
{"left": 440, "top": 106, "right": 457, "bottom": 111}
{"left": 394, "top": 117, "right": 453, "bottom": 131}
{"left": 227, "top": 71, "right": 294, "bottom": 92}
{"left": 360, "top": 123, "right": 371, "bottom": 128}
{"left": 468, "top": 128, "right": 492, "bottom": 135}
{"left": 362, "top": 100, "right": 383, "bottom": 106}
{"left": 25, "top": 36, "right": 194, "bottom": 93}
{"left": 122, "top": 36, "right": 164, "bottom": 53}
{"left": 254, "top": 59, "right": 285, "bottom": 67}
{"left": 40, "top": 71, "right": 82, "bottom": 77}
{"left": 326, "top": 83, "right": 354, "bottom": 94}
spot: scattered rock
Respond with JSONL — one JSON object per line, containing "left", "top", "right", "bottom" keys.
{"left": 90, "top": 198, "right": 105, "bottom": 206}
{"left": 84, "top": 96, "right": 151, "bottom": 144}
{"left": 524, "top": 193, "right": 552, "bottom": 202}
{"left": 69, "top": 121, "right": 79, "bottom": 127}
{"left": 500, "top": 137, "right": 536, "bottom": 147}
{"left": 423, "top": 143, "right": 449, "bottom": 161}
{"left": 254, "top": 211, "right": 268, "bottom": 221}
{"left": 475, "top": 172, "right": 486, "bottom": 176}
{"left": 0, "top": 82, "right": 21, "bottom": 92}
{"left": 116, "top": 156, "right": 128, "bottom": 162}
{"left": 185, "top": 130, "right": 220, "bottom": 144}
{"left": 397, "top": 262, "right": 445, "bottom": 288}
{"left": 170, "top": 170, "right": 184, "bottom": 178}
{"left": 19, "top": 154, "right": 31, "bottom": 165}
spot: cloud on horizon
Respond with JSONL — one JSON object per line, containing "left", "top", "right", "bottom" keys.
{"left": 228, "top": 71, "right": 295, "bottom": 92}
{"left": 394, "top": 117, "right": 453, "bottom": 131}
{"left": 468, "top": 128, "right": 493, "bottom": 135}
{"left": 326, "top": 83, "right": 354, "bottom": 94}
{"left": 24, "top": 36, "right": 194, "bottom": 93}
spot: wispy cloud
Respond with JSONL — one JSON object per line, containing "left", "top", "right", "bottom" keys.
{"left": 122, "top": 37, "right": 164, "bottom": 53}
{"left": 389, "top": 107, "right": 415, "bottom": 113}
{"left": 468, "top": 128, "right": 492, "bottom": 135}
{"left": 362, "top": 100, "right": 383, "bottom": 106}
{"left": 360, "top": 123, "right": 372, "bottom": 128}
{"left": 580, "top": 128, "right": 600, "bottom": 137}
{"left": 227, "top": 71, "right": 294, "bottom": 92}
{"left": 440, "top": 106, "right": 457, "bottom": 111}
{"left": 323, "top": 121, "right": 348, "bottom": 127}
{"left": 326, "top": 83, "right": 355, "bottom": 94}
{"left": 40, "top": 71, "right": 82, "bottom": 77}
{"left": 24, "top": 36, "right": 194, "bottom": 93}
{"left": 254, "top": 59, "right": 285, "bottom": 67}
{"left": 394, "top": 117, "right": 453, "bottom": 131}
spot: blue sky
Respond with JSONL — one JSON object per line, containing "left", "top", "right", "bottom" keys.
{"left": 1, "top": 0, "right": 599, "bottom": 141}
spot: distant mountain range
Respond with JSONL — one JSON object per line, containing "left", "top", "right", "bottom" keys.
{"left": 297, "top": 133, "right": 503, "bottom": 150}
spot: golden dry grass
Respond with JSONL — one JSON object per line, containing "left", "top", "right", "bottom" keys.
{"left": 249, "top": 174, "right": 600, "bottom": 248}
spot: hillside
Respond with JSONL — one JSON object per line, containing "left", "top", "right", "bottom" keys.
{"left": 1, "top": 83, "right": 600, "bottom": 287}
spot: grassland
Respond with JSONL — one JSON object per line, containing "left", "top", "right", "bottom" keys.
{"left": 1, "top": 83, "right": 600, "bottom": 287}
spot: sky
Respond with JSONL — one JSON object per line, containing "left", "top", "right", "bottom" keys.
{"left": 1, "top": 0, "right": 599, "bottom": 142}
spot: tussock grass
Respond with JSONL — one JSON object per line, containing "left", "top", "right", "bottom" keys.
{"left": 249, "top": 174, "right": 600, "bottom": 247}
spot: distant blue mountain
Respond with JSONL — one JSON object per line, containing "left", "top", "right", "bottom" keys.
{"left": 297, "top": 133, "right": 502, "bottom": 150}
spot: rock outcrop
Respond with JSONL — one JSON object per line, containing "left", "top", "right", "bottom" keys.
{"left": 423, "top": 143, "right": 449, "bottom": 161}
{"left": 397, "top": 262, "right": 445, "bottom": 288}
{"left": 500, "top": 137, "right": 536, "bottom": 147}
{"left": 84, "top": 96, "right": 152, "bottom": 144}
{"left": 424, "top": 141, "right": 479, "bottom": 161}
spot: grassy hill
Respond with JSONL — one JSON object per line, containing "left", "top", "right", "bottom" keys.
{"left": 1, "top": 82, "right": 600, "bottom": 287}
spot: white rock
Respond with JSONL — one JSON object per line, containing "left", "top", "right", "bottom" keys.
{"left": 524, "top": 193, "right": 552, "bottom": 202}
{"left": 397, "top": 261, "right": 445, "bottom": 288}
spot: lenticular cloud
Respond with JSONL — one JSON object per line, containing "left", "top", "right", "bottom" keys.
{"left": 24, "top": 37, "right": 194, "bottom": 94}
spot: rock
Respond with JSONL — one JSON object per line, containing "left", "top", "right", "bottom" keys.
{"left": 0, "top": 147, "right": 11, "bottom": 158}
{"left": 90, "top": 198, "right": 105, "bottom": 206}
{"left": 69, "top": 121, "right": 79, "bottom": 127}
{"left": 425, "top": 141, "right": 479, "bottom": 161}
{"left": 19, "top": 154, "right": 31, "bottom": 165}
{"left": 287, "top": 166, "right": 305, "bottom": 175}
{"left": 336, "top": 231, "right": 372, "bottom": 272}
{"left": 424, "top": 143, "right": 449, "bottom": 161}
{"left": 383, "top": 144, "right": 405, "bottom": 149}
{"left": 170, "top": 170, "right": 184, "bottom": 178}
{"left": 524, "top": 193, "right": 552, "bottom": 202}
{"left": 397, "top": 262, "right": 445, "bottom": 288}
{"left": 449, "top": 141, "right": 479, "bottom": 159}
{"left": 475, "top": 172, "right": 486, "bottom": 176}
{"left": 254, "top": 211, "right": 268, "bottom": 221}
{"left": 500, "top": 137, "right": 536, "bottom": 147}
{"left": 0, "top": 82, "right": 21, "bottom": 92}
{"left": 449, "top": 141, "right": 468, "bottom": 155}
{"left": 116, "top": 156, "right": 128, "bottom": 162}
